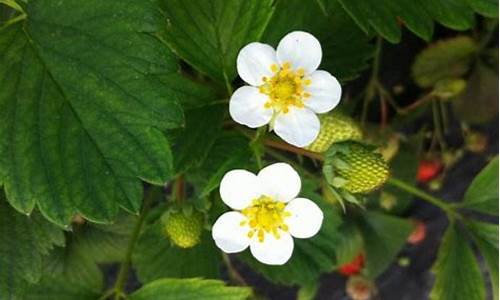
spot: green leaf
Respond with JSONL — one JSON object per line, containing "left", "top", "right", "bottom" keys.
{"left": 466, "top": 221, "right": 499, "bottom": 300}
{"left": 412, "top": 36, "right": 478, "bottom": 88}
{"left": 168, "top": 104, "right": 226, "bottom": 174}
{"left": 462, "top": 157, "right": 499, "bottom": 215}
{"left": 337, "top": 0, "right": 489, "bottom": 43}
{"left": 272, "top": 1, "right": 374, "bottom": 81}
{"left": 0, "top": 0, "right": 208, "bottom": 225}
{"left": 430, "top": 224, "right": 485, "bottom": 300}
{"left": 464, "top": 0, "right": 499, "bottom": 17}
{"left": 453, "top": 62, "right": 499, "bottom": 124}
{"left": 129, "top": 278, "right": 252, "bottom": 300}
{"left": 39, "top": 245, "right": 103, "bottom": 293}
{"left": 337, "top": 0, "right": 433, "bottom": 43}
{"left": 262, "top": 0, "right": 373, "bottom": 81}
{"left": 0, "top": 196, "right": 64, "bottom": 299}
{"left": 190, "top": 132, "right": 252, "bottom": 199}
{"left": 333, "top": 220, "right": 364, "bottom": 266}
{"left": 357, "top": 211, "right": 412, "bottom": 278}
{"left": 159, "top": 0, "right": 274, "bottom": 83}
{"left": 133, "top": 221, "right": 221, "bottom": 283}
{"left": 25, "top": 277, "right": 100, "bottom": 300}
{"left": 70, "top": 214, "right": 135, "bottom": 263}
{"left": 241, "top": 197, "right": 341, "bottom": 285}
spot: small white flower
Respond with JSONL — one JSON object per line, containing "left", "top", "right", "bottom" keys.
{"left": 212, "top": 163, "right": 324, "bottom": 265}
{"left": 230, "top": 31, "right": 342, "bottom": 147}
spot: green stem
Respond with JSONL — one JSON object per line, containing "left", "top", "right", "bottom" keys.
{"left": 250, "top": 127, "right": 266, "bottom": 169}
{"left": 432, "top": 99, "right": 447, "bottom": 151}
{"left": 361, "top": 36, "right": 383, "bottom": 126}
{"left": 478, "top": 18, "right": 498, "bottom": 52}
{"left": 222, "top": 70, "right": 233, "bottom": 97}
{"left": 222, "top": 253, "right": 247, "bottom": 286}
{"left": 112, "top": 187, "right": 159, "bottom": 299}
{"left": 387, "top": 178, "right": 456, "bottom": 216}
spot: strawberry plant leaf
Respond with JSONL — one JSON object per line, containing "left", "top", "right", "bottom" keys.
{"left": 168, "top": 104, "right": 226, "bottom": 174}
{"left": 466, "top": 221, "right": 499, "bottom": 300}
{"left": 133, "top": 221, "right": 221, "bottom": 283}
{"left": 0, "top": 195, "right": 64, "bottom": 299}
{"left": 159, "top": 0, "right": 274, "bottom": 83}
{"left": 412, "top": 36, "right": 478, "bottom": 88}
{"left": 129, "top": 278, "right": 252, "bottom": 300}
{"left": 337, "top": 0, "right": 495, "bottom": 43}
{"left": 262, "top": 0, "right": 373, "bottom": 82}
{"left": 0, "top": 0, "right": 208, "bottom": 226}
{"left": 357, "top": 211, "right": 412, "bottom": 278}
{"left": 462, "top": 157, "right": 499, "bottom": 215}
{"left": 430, "top": 224, "right": 485, "bottom": 300}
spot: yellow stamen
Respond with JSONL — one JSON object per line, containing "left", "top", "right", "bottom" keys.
{"left": 259, "top": 61, "right": 312, "bottom": 113}
{"left": 240, "top": 196, "right": 291, "bottom": 243}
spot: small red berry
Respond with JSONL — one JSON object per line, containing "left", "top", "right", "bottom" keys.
{"left": 407, "top": 220, "right": 427, "bottom": 245}
{"left": 417, "top": 160, "right": 443, "bottom": 183}
{"left": 338, "top": 254, "right": 365, "bottom": 276}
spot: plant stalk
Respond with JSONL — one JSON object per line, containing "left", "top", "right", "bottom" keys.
{"left": 386, "top": 177, "right": 454, "bottom": 215}
{"left": 112, "top": 187, "right": 159, "bottom": 299}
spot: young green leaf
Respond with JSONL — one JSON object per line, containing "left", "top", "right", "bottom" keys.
{"left": 430, "top": 224, "right": 485, "bottom": 300}
{"left": 0, "top": 0, "right": 208, "bottom": 226}
{"left": 129, "top": 278, "right": 252, "bottom": 300}
{"left": 462, "top": 157, "right": 499, "bottom": 215}
{"left": 0, "top": 196, "right": 64, "bottom": 299}
{"left": 159, "top": 0, "right": 274, "bottom": 83}
{"left": 357, "top": 211, "right": 412, "bottom": 278}
{"left": 466, "top": 221, "right": 499, "bottom": 300}
{"left": 412, "top": 36, "right": 478, "bottom": 88}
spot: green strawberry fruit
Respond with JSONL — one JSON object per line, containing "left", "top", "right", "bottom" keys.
{"left": 306, "top": 112, "right": 363, "bottom": 153}
{"left": 327, "top": 142, "right": 389, "bottom": 194}
{"left": 163, "top": 209, "right": 204, "bottom": 248}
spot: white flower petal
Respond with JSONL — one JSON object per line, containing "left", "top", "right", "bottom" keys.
{"left": 220, "top": 170, "right": 261, "bottom": 210}
{"left": 285, "top": 198, "right": 323, "bottom": 239}
{"left": 257, "top": 163, "right": 301, "bottom": 202}
{"left": 212, "top": 212, "right": 250, "bottom": 253}
{"left": 277, "top": 31, "right": 322, "bottom": 75}
{"left": 237, "top": 42, "right": 278, "bottom": 86}
{"left": 229, "top": 86, "right": 273, "bottom": 128}
{"left": 273, "top": 107, "right": 320, "bottom": 147}
{"left": 250, "top": 231, "right": 294, "bottom": 265}
{"left": 305, "top": 70, "right": 342, "bottom": 113}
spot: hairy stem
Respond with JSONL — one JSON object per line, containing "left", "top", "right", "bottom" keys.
{"left": 386, "top": 177, "right": 458, "bottom": 219}
{"left": 361, "top": 36, "right": 383, "bottom": 125}
{"left": 112, "top": 187, "right": 160, "bottom": 299}
{"left": 222, "top": 253, "right": 247, "bottom": 286}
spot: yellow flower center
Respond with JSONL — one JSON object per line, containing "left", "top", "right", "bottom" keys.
{"left": 259, "top": 62, "right": 311, "bottom": 114}
{"left": 240, "top": 196, "right": 291, "bottom": 242}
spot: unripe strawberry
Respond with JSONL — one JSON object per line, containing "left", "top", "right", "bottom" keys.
{"left": 163, "top": 209, "right": 204, "bottom": 248}
{"left": 338, "top": 254, "right": 365, "bottom": 276}
{"left": 416, "top": 159, "right": 443, "bottom": 183}
{"left": 327, "top": 142, "right": 390, "bottom": 194}
{"left": 306, "top": 112, "right": 363, "bottom": 153}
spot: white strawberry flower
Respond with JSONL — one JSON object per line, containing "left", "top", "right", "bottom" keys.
{"left": 230, "top": 31, "right": 342, "bottom": 147}
{"left": 212, "top": 163, "right": 324, "bottom": 265}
